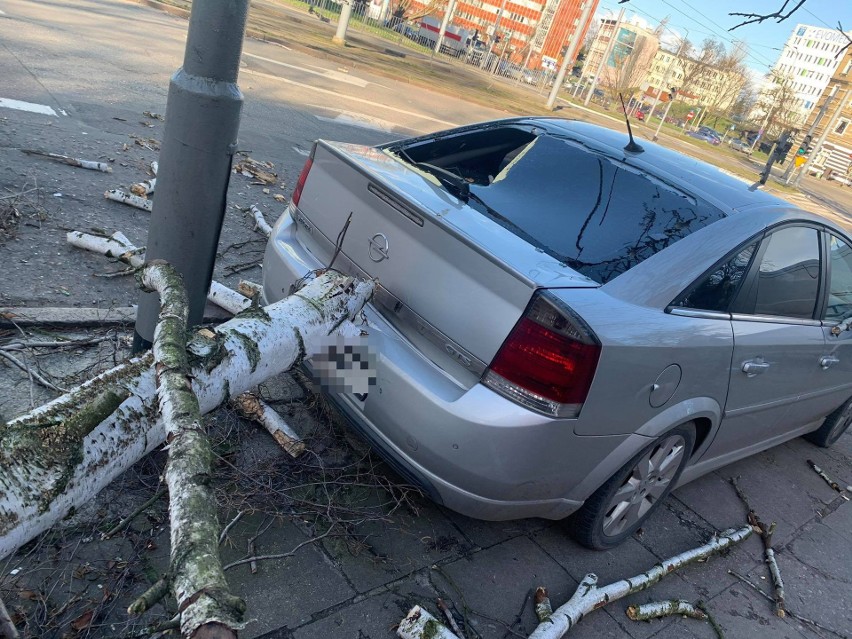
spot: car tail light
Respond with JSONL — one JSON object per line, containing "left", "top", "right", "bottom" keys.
{"left": 483, "top": 291, "right": 601, "bottom": 418}
{"left": 291, "top": 148, "right": 315, "bottom": 207}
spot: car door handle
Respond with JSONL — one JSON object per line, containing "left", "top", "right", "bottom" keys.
{"left": 819, "top": 355, "right": 840, "bottom": 369}
{"left": 742, "top": 360, "right": 770, "bottom": 376}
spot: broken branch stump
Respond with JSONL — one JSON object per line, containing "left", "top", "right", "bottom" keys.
{"left": 232, "top": 392, "right": 305, "bottom": 457}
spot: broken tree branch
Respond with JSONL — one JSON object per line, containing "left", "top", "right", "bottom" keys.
{"left": 730, "top": 477, "right": 785, "bottom": 617}
{"left": 207, "top": 281, "right": 252, "bottom": 315}
{"left": 0, "top": 270, "right": 374, "bottom": 560}
{"left": 104, "top": 189, "right": 153, "bottom": 212}
{"left": 249, "top": 205, "right": 272, "bottom": 237}
{"left": 21, "top": 149, "right": 112, "bottom": 173}
{"left": 0, "top": 349, "right": 68, "bottom": 393}
{"left": 807, "top": 459, "right": 852, "bottom": 494}
{"left": 437, "top": 598, "right": 465, "bottom": 639}
{"left": 130, "top": 177, "right": 156, "bottom": 196}
{"left": 727, "top": 571, "right": 849, "bottom": 639}
{"left": 101, "top": 486, "right": 167, "bottom": 539}
{"left": 526, "top": 526, "right": 753, "bottom": 638}
{"left": 137, "top": 260, "right": 244, "bottom": 637}
{"left": 398, "top": 606, "right": 461, "bottom": 639}
{"left": 0, "top": 595, "right": 19, "bottom": 639}
{"left": 626, "top": 600, "right": 707, "bottom": 621}
{"left": 231, "top": 392, "right": 305, "bottom": 457}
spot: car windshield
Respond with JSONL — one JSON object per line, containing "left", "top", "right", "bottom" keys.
{"left": 465, "top": 134, "right": 727, "bottom": 284}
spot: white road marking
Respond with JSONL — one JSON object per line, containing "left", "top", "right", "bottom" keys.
{"left": 241, "top": 68, "right": 459, "bottom": 128}
{"left": 243, "top": 52, "right": 370, "bottom": 88}
{"left": 312, "top": 106, "right": 398, "bottom": 133}
{"left": 0, "top": 98, "right": 57, "bottom": 116}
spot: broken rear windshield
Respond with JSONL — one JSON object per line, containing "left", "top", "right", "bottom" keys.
{"left": 457, "top": 134, "right": 726, "bottom": 284}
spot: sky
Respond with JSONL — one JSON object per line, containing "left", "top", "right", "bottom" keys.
{"left": 592, "top": 0, "right": 852, "bottom": 79}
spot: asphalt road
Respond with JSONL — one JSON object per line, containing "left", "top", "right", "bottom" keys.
{"left": 1, "top": 2, "right": 851, "bottom": 639}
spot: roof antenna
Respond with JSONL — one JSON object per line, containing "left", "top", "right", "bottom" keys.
{"left": 619, "top": 94, "right": 645, "bottom": 154}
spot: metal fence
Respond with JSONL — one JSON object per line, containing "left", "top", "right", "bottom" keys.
{"left": 276, "top": 0, "right": 565, "bottom": 93}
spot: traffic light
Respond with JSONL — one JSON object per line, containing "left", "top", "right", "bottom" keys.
{"left": 797, "top": 133, "right": 813, "bottom": 156}
{"left": 776, "top": 132, "right": 794, "bottom": 164}
{"left": 668, "top": 87, "right": 678, "bottom": 100}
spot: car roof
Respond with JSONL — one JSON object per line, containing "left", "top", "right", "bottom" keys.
{"left": 498, "top": 117, "right": 790, "bottom": 215}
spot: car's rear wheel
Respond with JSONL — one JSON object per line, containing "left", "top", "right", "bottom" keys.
{"left": 569, "top": 424, "right": 695, "bottom": 550}
{"left": 804, "top": 397, "right": 852, "bottom": 448}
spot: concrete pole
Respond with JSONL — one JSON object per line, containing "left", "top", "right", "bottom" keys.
{"left": 133, "top": 0, "right": 249, "bottom": 352}
{"left": 783, "top": 84, "right": 838, "bottom": 182}
{"left": 434, "top": 0, "right": 458, "bottom": 58}
{"left": 652, "top": 97, "right": 675, "bottom": 141}
{"left": 333, "top": 0, "right": 354, "bottom": 45}
{"left": 545, "top": 0, "right": 596, "bottom": 110}
{"left": 583, "top": 9, "right": 624, "bottom": 107}
{"left": 380, "top": 0, "right": 391, "bottom": 23}
{"left": 793, "top": 88, "right": 850, "bottom": 188}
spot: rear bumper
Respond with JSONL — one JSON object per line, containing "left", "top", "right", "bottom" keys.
{"left": 263, "top": 209, "right": 606, "bottom": 521}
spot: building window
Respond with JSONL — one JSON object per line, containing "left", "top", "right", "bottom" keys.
{"left": 836, "top": 119, "right": 849, "bottom": 136}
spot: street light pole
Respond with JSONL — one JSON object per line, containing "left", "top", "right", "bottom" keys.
{"left": 783, "top": 84, "right": 838, "bottom": 182}
{"left": 545, "top": 0, "right": 596, "bottom": 110}
{"left": 434, "top": 0, "right": 459, "bottom": 58}
{"left": 133, "top": 0, "right": 250, "bottom": 352}
{"left": 480, "top": 0, "right": 509, "bottom": 70}
{"left": 646, "top": 30, "right": 687, "bottom": 123}
{"left": 793, "top": 88, "right": 850, "bottom": 187}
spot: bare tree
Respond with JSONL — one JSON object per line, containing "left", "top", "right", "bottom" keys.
{"left": 751, "top": 72, "right": 801, "bottom": 137}
{"left": 603, "top": 36, "right": 654, "bottom": 104}
{"left": 701, "top": 41, "right": 749, "bottom": 119}
{"left": 673, "top": 38, "right": 724, "bottom": 102}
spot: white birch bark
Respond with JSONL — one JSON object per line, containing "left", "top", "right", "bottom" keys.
{"left": 249, "top": 205, "right": 272, "bottom": 237}
{"left": 130, "top": 177, "right": 156, "bottom": 196}
{"left": 207, "top": 281, "right": 252, "bottom": 315}
{"left": 625, "top": 600, "right": 707, "bottom": 621}
{"left": 232, "top": 392, "right": 305, "bottom": 457}
{"left": 22, "top": 149, "right": 112, "bottom": 173}
{"left": 527, "top": 526, "right": 754, "bottom": 639}
{"left": 67, "top": 231, "right": 251, "bottom": 315}
{"left": 104, "top": 189, "right": 153, "bottom": 211}
{"left": 0, "top": 270, "right": 374, "bottom": 561}
{"left": 140, "top": 262, "right": 243, "bottom": 638}
{"left": 397, "top": 606, "right": 460, "bottom": 639}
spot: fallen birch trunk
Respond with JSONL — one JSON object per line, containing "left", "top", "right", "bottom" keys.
{"left": 67, "top": 231, "right": 250, "bottom": 315}
{"left": 0, "top": 270, "right": 374, "bottom": 560}
{"left": 398, "top": 606, "right": 462, "bottom": 639}
{"left": 134, "top": 262, "right": 244, "bottom": 637}
{"left": 22, "top": 149, "right": 112, "bottom": 173}
{"left": 104, "top": 189, "right": 153, "bottom": 212}
{"left": 231, "top": 392, "right": 305, "bottom": 457}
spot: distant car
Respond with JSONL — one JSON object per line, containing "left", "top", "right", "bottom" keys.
{"left": 686, "top": 130, "right": 722, "bottom": 145}
{"left": 633, "top": 109, "right": 645, "bottom": 121}
{"left": 729, "top": 138, "right": 752, "bottom": 154}
{"left": 264, "top": 118, "right": 852, "bottom": 550}
{"left": 520, "top": 70, "right": 539, "bottom": 85}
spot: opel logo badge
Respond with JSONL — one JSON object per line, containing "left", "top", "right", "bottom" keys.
{"left": 368, "top": 233, "right": 389, "bottom": 262}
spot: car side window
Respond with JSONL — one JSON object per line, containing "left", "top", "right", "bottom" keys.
{"left": 674, "top": 243, "right": 757, "bottom": 312}
{"left": 749, "top": 226, "right": 821, "bottom": 319}
{"left": 826, "top": 234, "right": 852, "bottom": 322}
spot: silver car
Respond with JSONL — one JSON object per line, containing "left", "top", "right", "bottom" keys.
{"left": 263, "top": 118, "right": 852, "bottom": 549}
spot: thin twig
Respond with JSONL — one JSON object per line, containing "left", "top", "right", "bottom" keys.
{"left": 727, "top": 571, "right": 849, "bottom": 639}
{"left": 222, "top": 528, "right": 335, "bottom": 571}
{"left": 101, "top": 487, "right": 167, "bottom": 539}
{"left": 0, "top": 595, "right": 20, "bottom": 639}
{"left": 0, "top": 349, "right": 67, "bottom": 393}
{"left": 218, "top": 511, "right": 246, "bottom": 546}
{"left": 807, "top": 459, "right": 852, "bottom": 494}
{"left": 437, "top": 598, "right": 465, "bottom": 639}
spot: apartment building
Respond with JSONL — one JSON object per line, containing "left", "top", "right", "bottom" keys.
{"left": 759, "top": 24, "right": 850, "bottom": 126}
{"left": 642, "top": 48, "right": 746, "bottom": 110}
{"left": 403, "top": 0, "right": 598, "bottom": 68}
{"left": 582, "top": 16, "right": 658, "bottom": 88}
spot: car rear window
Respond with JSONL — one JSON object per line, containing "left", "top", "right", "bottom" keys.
{"left": 467, "top": 135, "right": 727, "bottom": 284}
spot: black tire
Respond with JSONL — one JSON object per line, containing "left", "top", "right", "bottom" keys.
{"left": 568, "top": 423, "right": 696, "bottom": 550}
{"left": 804, "top": 397, "right": 852, "bottom": 448}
